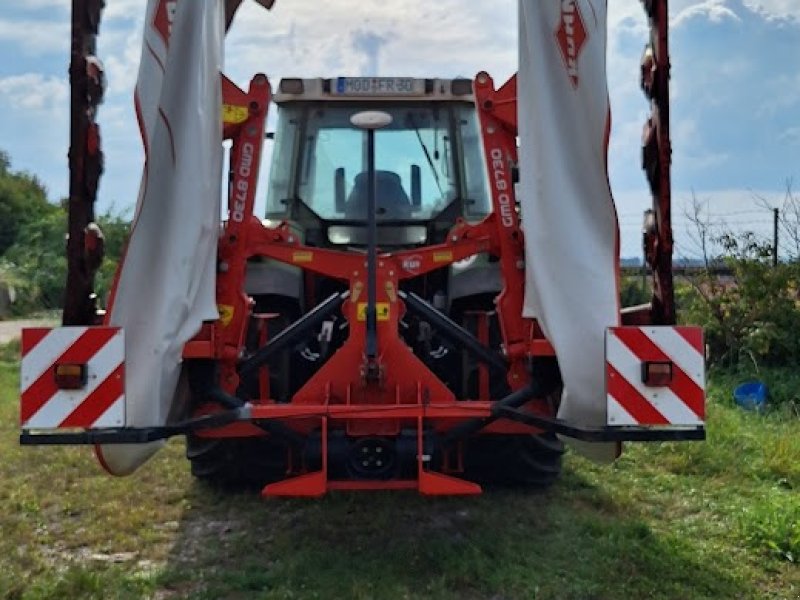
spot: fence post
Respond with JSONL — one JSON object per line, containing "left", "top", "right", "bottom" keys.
{"left": 772, "top": 208, "right": 779, "bottom": 266}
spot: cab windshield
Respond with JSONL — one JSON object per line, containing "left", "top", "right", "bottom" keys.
{"left": 265, "top": 102, "right": 490, "bottom": 221}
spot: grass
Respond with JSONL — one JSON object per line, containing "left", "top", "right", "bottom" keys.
{"left": 1, "top": 343, "right": 798, "bottom": 599}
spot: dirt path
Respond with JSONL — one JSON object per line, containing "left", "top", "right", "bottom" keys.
{"left": 0, "top": 319, "right": 57, "bottom": 344}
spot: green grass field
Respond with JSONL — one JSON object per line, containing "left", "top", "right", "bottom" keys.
{"left": 1, "top": 340, "right": 798, "bottom": 599}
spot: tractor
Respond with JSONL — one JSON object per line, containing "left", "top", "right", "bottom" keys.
{"left": 19, "top": 1, "right": 706, "bottom": 497}
{"left": 186, "top": 76, "right": 566, "bottom": 490}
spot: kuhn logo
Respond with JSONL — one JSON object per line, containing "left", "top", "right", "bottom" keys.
{"left": 153, "top": 0, "right": 178, "bottom": 46}
{"left": 555, "top": 0, "right": 588, "bottom": 88}
{"left": 402, "top": 255, "right": 422, "bottom": 274}
{"left": 232, "top": 142, "right": 254, "bottom": 222}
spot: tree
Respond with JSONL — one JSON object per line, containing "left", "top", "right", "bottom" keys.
{"left": 94, "top": 209, "right": 131, "bottom": 305}
{"left": 0, "top": 150, "right": 59, "bottom": 256}
{"left": 2, "top": 208, "right": 67, "bottom": 312}
{"left": 0, "top": 148, "right": 131, "bottom": 315}
{"left": 1, "top": 205, "right": 130, "bottom": 315}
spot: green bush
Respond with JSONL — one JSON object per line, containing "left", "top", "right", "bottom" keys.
{"left": 0, "top": 207, "right": 129, "bottom": 315}
{"left": 678, "top": 232, "right": 800, "bottom": 369}
{"left": 0, "top": 149, "right": 131, "bottom": 316}
{"left": 1, "top": 208, "right": 68, "bottom": 313}
{"left": 0, "top": 151, "right": 57, "bottom": 256}
{"left": 620, "top": 275, "right": 651, "bottom": 308}
{"left": 708, "top": 366, "right": 800, "bottom": 412}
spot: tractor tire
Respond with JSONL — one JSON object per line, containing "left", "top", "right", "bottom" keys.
{"left": 185, "top": 434, "right": 289, "bottom": 490}
{"left": 463, "top": 433, "right": 565, "bottom": 489}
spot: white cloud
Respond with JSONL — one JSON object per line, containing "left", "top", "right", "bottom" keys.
{"left": 103, "top": 0, "right": 146, "bottom": 21}
{"left": 0, "top": 19, "right": 69, "bottom": 55}
{"left": 4, "top": 0, "right": 68, "bottom": 10}
{"left": 0, "top": 73, "right": 68, "bottom": 112}
{"left": 671, "top": 0, "right": 741, "bottom": 27}
{"left": 101, "top": 21, "right": 145, "bottom": 96}
{"left": 742, "top": 0, "right": 800, "bottom": 21}
{"left": 672, "top": 118, "right": 730, "bottom": 170}
{"left": 756, "top": 72, "right": 800, "bottom": 116}
{"left": 7, "top": 0, "right": 142, "bottom": 21}
{"left": 779, "top": 126, "right": 800, "bottom": 145}
{"left": 669, "top": 0, "right": 800, "bottom": 25}
{"left": 608, "top": 3, "right": 650, "bottom": 30}
{"left": 224, "top": 0, "right": 517, "bottom": 84}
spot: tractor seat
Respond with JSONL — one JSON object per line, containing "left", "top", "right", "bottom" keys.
{"left": 345, "top": 170, "right": 412, "bottom": 219}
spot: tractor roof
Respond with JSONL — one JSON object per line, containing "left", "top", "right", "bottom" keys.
{"left": 273, "top": 77, "right": 475, "bottom": 104}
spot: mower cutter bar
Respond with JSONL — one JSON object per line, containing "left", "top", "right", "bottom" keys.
{"left": 20, "top": 407, "right": 247, "bottom": 445}
{"left": 20, "top": 401, "right": 704, "bottom": 445}
{"left": 496, "top": 406, "right": 706, "bottom": 442}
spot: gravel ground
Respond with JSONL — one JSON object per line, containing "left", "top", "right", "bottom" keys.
{"left": 0, "top": 319, "right": 58, "bottom": 345}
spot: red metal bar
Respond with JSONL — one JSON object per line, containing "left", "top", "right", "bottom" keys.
{"left": 214, "top": 74, "right": 271, "bottom": 394}
{"left": 327, "top": 480, "right": 417, "bottom": 491}
{"left": 473, "top": 72, "right": 531, "bottom": 390}
{"left": 247, "top": 219, "right": 495, "bottom": 283}
{"left": 249, "top": 402, "right": 493, "bottom": 420}
{"left": 417, "top": 415, "right": 481, "bottom": 495}
{"left": 465, "top": 310, "right": 491, "bottom": 401}
{"left": 263, "top": 417, "right": 328, "bottom": 497}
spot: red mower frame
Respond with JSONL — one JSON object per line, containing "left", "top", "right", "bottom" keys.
{"left": 22, "top": 1, "right": 696, "bottom": 498}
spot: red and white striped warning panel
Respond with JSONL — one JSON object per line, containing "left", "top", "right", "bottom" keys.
{"left": 20, "top": 327, "right": 125, "bottom": 429}
{"left": 605, "top": 326, "right": 705, "bottom": 427}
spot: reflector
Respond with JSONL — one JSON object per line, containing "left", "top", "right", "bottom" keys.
{"left": 54, "top": 363, "right": 88, "bottom": 390}
{"left": 641, "top": 361, "right": 673, "bottom": 387}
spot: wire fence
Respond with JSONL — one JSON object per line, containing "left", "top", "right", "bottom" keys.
{"left": 615, "top": 188, "right": 799, "bottom": 261}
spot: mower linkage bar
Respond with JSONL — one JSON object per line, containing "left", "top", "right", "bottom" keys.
{"left": 398, "top": 290, "right": 507, "bottom": 373}
{"left": 496, "top": 406, "right": 706, "bottom": 442}
{"left": 19, "top": 407, "right": 248, "bottom": 445}
{"left": 19, "top": 403, "right": 704, "bottom": 446}
{"left": 239, "top": 291, "right": 349, "bottom": 377}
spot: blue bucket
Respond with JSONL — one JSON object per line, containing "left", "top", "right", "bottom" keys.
{"left": 734, "top": 381, "right": 767, "bottom": 411}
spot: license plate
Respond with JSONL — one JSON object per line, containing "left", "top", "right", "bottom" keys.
{"left": 332, "top": 77, "right": 424, "bottom": 96}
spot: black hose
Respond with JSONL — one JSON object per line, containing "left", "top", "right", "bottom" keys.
{"left": 441, "top": 358, "right": 562, "bottom": 445}
{"left": 441, "top": 385, "right": 535, "bottom": 445}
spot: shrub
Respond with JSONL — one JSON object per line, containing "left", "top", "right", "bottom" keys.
{"left": 679, "top": 232, "right": 800, "bottom": 369}
{"left": 620, "top": 276, "right": 651, "bottom": 308}
{"left": 0, "top": 205, "right": 129, "bottom": 315}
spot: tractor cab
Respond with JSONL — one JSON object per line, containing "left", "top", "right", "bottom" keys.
{"left": 247, "top": 77, "right": 501, "bottom": 310}
{"left": 263, "top": 77, "right": 492, "bottom": 247}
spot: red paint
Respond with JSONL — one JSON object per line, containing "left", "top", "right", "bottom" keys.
{"left": 555, "top": 0, "right": 588, "bottom": 88}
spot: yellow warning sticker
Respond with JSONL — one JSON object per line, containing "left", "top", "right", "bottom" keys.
{"left": 292, "top": 251, "right": 314, "bottom": 263}
{"left": 218, "top": 304, "right": 234, "bottom": 327}
{"left": 357, "top": 302, "right": 390, "bottom": 322}
{"left": 433, "top": 251, "right": 453, "bottom": 263}
{"left": 222, "top": 104, "right": 249, "bottom": 125}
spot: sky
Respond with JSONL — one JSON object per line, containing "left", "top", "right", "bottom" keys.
{"left": 0, "top": 0, "right": 798, "bottom": 258}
